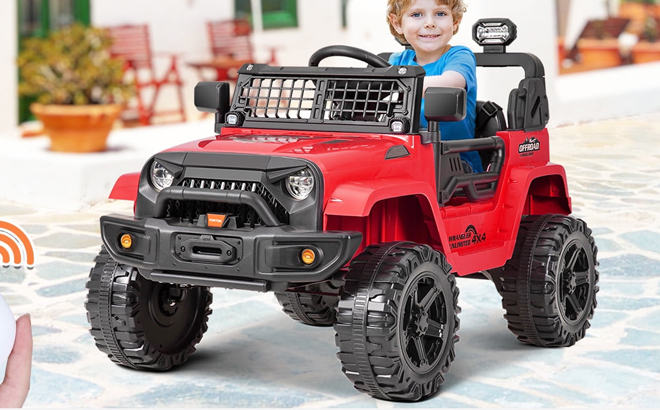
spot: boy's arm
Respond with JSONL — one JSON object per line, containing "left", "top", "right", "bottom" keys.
{"left": 422, "top": 71, "right": 466, "bottom": 94}
{"left": 422, "top": 47, "right": 476, "bottom": 96}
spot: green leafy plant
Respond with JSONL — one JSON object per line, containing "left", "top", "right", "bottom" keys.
{"left": 17, "top": 23, "right": 134, "bottom": 105}
{"left": 642, "top": 16, "right": 659, "bottom": 42}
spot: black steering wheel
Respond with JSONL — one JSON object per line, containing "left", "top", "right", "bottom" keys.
{"left": 309, "top": 45, "right": 391, "bottom": 68}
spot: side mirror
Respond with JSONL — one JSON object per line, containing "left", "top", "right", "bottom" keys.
{"left": 194, "top": 82, "right": 231, "bottom": 118}
{"left": 424, "top": 87, "right": 466, "bottom": 123}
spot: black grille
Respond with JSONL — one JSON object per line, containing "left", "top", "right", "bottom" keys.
{"left": 166, "top": 179, "right": 289, "bottom": 227}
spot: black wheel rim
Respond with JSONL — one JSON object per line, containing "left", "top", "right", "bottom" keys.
{"left": 558, "top": 238, "right": 593, "bottom": 325}
{"left": 400, "top": 273, "right": 447, "bottom": 373}
{"left": 143, "top": 281, "right": 204, "bottom": 354}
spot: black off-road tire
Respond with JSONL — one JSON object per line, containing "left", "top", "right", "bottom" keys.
{"left": 85, "top": 248, "right": 213, "bottom": 370}
{"left": 493, "top": 214, "right": 599, "bottom": 347}
{"left": 334, "top": 242, "right": 459, "bottom": 402}
{"left": 274, "top": 282, "right": 339, "bottom": 326}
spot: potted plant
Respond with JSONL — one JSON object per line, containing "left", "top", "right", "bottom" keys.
{"left": 17, "top": 23, "right": 134, "bottom": 153}
{"left": 575, "top": 19, "right": 624, "bottom": 70}
{"left": 632, "top": 16, "right": 660, "bottom": 63}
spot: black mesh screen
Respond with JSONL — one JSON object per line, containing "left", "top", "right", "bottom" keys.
{"left": 235, "top": 77, "right": 406, "bottom": 125}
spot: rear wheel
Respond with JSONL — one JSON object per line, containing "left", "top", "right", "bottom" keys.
{"left": 493, "top": 214, "right": 599, "bottom": 347}
{"left": 334, "top": 242, "right": 459, "bottom": 401}
{"left": 274, "top": 282, "right": 339, "bottom": 326}
{"left": 85, "top": 248, "right": 212, "bottom": 370}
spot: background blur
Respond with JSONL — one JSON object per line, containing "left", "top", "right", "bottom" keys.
{"left": 3, "top": 0, "right": 660, "bottom": 210}
{"left": 1, "top": 0, "right": 660, "bottom": 137}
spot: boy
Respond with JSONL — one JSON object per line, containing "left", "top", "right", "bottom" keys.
{"left": 387, "top": 0, "right": 482, "bottom": 173}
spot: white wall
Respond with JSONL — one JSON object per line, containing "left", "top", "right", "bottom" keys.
{"left": 92, "top": 0, "right": 234, "bottom": 59}
{"left": 0, "top": 1, "right": 18, "bottom": 136}
{"left": 2, "top": 0, "right": 659, "bottom": 135}
{"left": 251, "top": 0, "right": 349, "bottom": 66}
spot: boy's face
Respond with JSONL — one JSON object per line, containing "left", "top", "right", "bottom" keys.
{"left": 390, "top": 0, "right": 459, "bottom": 64}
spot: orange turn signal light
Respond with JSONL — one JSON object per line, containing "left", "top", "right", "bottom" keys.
{"left": 301, "top": 248, "right": 316, "bottom": 265}
{"left": 120, "top": 234, "right": 133, "bottom": 249}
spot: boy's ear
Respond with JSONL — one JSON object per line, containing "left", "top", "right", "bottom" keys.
{"left": 453, "top": 17, "right": 461, "bottom": 35}
{"left": 389, "top": 13, "right": 403, "bottom": 34}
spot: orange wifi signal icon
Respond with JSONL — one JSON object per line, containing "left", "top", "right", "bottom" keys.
{"left": 0, "top": 221, "right": 35, "bottom": 269}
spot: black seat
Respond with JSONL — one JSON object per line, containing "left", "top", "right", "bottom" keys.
{"left": 475, "top": 100, "right": 506, "bottom": 138}
{"left": 474, "top": 100, "right": 507, "bottom": 171}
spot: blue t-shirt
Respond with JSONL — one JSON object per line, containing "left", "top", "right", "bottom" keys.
{"left": 389, "top": 46, "right": 482, "bottom": 173}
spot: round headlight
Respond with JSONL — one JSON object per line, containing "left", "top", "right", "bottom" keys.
{"left": 285, "top": 168, "right": 314, "bottom": 201}
{"left": 150, "top": 161, "right": 174, "bottom": 192}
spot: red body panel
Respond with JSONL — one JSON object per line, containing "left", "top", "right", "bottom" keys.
{"left": 109, "top": 172, "right": 140, "bottom": 201}
{"left": 111, "top": 126, "right": 570, "bottom": 276}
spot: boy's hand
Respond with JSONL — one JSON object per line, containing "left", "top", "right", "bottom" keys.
{"left": 0, "top": 315, "right": 32, "bottom": 408}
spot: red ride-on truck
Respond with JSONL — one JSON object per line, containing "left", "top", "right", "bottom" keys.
{"left": 85, "top": 19, "right": 599, "bottom": 402}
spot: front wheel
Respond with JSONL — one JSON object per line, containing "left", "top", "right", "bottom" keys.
{"left": 85, "top": 248, "right": 212, "bottom": 370}
{"left": 334, "top": 242, "right": 459, "bottom": 402}
{"left": 494, "top": 214, "right": 599, "bottom": 347}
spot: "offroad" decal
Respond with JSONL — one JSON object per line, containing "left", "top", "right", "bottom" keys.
{"left": 518, "top": 137, "right": 540, "bottom": 157}
{"left": 449, "top": 225, "right": 486, "bottom": 250}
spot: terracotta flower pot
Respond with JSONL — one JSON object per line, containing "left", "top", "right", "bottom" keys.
{"left": 576, "top": 38, "right": 623, "bottom": 69}
{"left": 30, "top": 103, "right": 123, "bottom": 153}
{"left": 631, "top": 41, "right": 660, "bottom": 64}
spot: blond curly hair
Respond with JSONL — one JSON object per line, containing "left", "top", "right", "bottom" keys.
{"left": 387, "top": 0, "right": 467, "bottom": 44}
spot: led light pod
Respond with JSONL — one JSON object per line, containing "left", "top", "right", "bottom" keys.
{"left": 301, "top": 248, "right": 316, "bottom": 265}
{"left": 473, "top": 19, "right": 517, "bottom": 47}
{"left": 120, "top": 233, "right": 133, "bottom": 249}
{"left": 225, "top": 112, "right": 244, "bottom": 126}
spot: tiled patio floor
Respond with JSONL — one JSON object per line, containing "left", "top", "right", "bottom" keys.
{"left": 1, "top": 113, "right": 660, "bottom": 408}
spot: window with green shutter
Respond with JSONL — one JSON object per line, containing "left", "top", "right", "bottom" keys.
{"left": 17, "top": 0, "right": 91, "bottom": 123}
{"left": 342, "top": 0, "right": 349, "bottom": 28}
{"left": 235, "top": 0, "right": 298, "bottom": 30}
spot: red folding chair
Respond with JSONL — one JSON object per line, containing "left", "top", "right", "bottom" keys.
{"left": 106, "top": 24, "right": 186, "bottom": 126}
{"left": 209, "top": 19, "right": 278, "bottom": 65}
{"left": 188, "top": 19, "right": 278, "bottom": 84}
{"left": 208, "top": 19, "right": 255, "bottom": 63}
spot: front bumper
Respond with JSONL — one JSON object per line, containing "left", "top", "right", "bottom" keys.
{"left": 101, "top": 214, "right": 362, "bottom": 290}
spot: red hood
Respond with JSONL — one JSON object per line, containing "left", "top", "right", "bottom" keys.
{"left": 163, "top": 129, "right": 414, "bottom": 174}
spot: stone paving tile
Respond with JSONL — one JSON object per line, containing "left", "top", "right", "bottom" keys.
{"left": 0, "top": 203, "right": 36, "bottom": 217}
{"left": 1, "top": 112, "right": 659, "bottom": 407}
{"left": 35, "top": 277, "right": 89, "bottom": 298}
{"left": 44, "top": 251, "right": 99, "bottom": 263}
{"left": 34, "top": 260, "right": 90, "bottom": 280}
{"left": 620, "top": 328, "right": 660, "bottom": 347}
{"left": 601, "top": 255, "right": 660, "bottom": 277}
{"left": 33, "top": 232, "right": 100, "bottom": 250}
{"left": 33, "top": 345, "right": 82, "bottom": 364}
{"left": 27, "top": 368, "right": 104, "bottom": 406}
{"left": 122, "top": 382, "right": 331, "bottom": 408}
{"left": 620, "top": 231, "right": 660, "bottom": 254}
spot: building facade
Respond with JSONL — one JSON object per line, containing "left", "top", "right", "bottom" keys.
{"left": 1, "top": 0, "right": 659, "bottom": 137}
